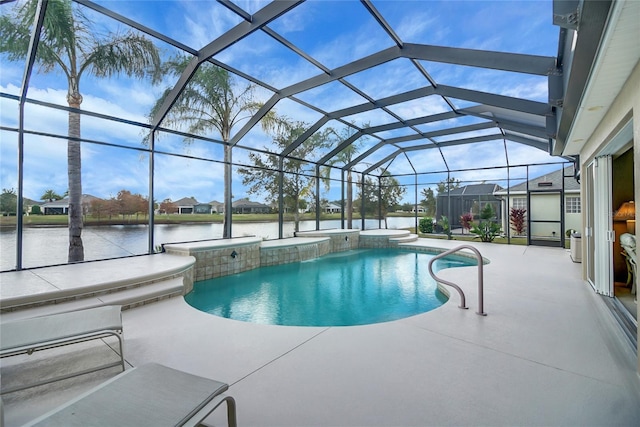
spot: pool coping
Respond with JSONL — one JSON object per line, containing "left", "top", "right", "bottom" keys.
{"left": 0, "top": 230, "right": 477, "bottom": 317}
{"left": 0, "top": 254, "right": 196, "bottom": 315}
{"left": 259, "top": 236, "right": 330, "bottom": 248}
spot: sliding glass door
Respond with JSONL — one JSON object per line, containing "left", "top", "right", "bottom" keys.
{"left": 586, "top": 156, "right": 614, "bottom": 296}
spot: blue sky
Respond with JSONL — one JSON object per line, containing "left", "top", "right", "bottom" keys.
{"left": 0, "top": 0, "right": 566, "bottom": 205}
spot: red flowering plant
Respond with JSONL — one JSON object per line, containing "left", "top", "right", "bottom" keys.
{"left": 510, "top": 208, "right": 527, "bottom": 236}
{"left": 460, "top": 212, "right": 474, "bottom": 234}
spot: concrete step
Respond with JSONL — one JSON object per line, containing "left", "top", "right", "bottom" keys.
{"left": 390, "top": 233, "right": 419, "bottom": 244}
{"left": 98, "top": 277, "right": 184, "bottom": 309}
{"left": 1, "top": 277, "right": 185, "bottom": 322}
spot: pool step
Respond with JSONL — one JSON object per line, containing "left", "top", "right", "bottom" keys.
{"left": 390, "top": 233, "right": 419, "bottom": 245}
{"left": 0, "top": 277, "right": 185, "bottom": 322}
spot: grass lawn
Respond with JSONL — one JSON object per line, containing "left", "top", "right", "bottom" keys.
{"left": 410, "top": 230, "right": 568, "bottom": 248}
{"left": 0, "top": 212, "right": 358, "bottom": 227}
{"left": 418, "top": 233, "right": 529, "bottom": 246}
{"left": 0, "top": 211, "right": 427, "bottom": 227}
{"left": 2, "top": 214, "right": 564, "bottom": 248}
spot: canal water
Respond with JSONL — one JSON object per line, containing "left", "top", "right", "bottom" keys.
{"left": 0, "top": 217, "right": 418, "bottom": 271}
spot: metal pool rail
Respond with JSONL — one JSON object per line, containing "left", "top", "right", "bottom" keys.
{"left": 428, "top": 245, "right": 487, "bottom": 316}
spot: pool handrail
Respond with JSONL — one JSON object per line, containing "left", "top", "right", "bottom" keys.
{"left": 427, "top": 245, "right": 487, "bottom": 316}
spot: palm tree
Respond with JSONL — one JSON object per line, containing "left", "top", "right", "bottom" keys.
{"left": 148, "top": 56, "right": 274, "bottom": 238}
{"left": 40, "top": 189, "right": 62, "bottom": 202}
{"left": 1, "top": 0, "right": 161, "bottom": 262}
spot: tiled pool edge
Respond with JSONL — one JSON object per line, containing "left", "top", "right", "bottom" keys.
{"left": 164, "top": 230, "right": 362, "bottom": 281}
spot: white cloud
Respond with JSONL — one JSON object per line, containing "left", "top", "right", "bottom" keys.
{"left": 271, "top": 3, "right": 307, "bottom": 33}
{"left": 395, "top": 12, "right": 437, "bottom": 41}
{"left": 173, "top": 0, "right": 243, "bottom": 49}
{"left": 386, "top": 96, "right": 451, "bottom": 121}
{"left": 501, "top": 79, "right": 548, "bottom": 102}
{"left": 310, "top": 17, "right": 392, "bottom": 70}
{"left": 505, "top": 142, "right": 559, "bottom": 166}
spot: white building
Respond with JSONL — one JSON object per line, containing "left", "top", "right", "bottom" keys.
{"left": 553, "top": 0, "right": 639, "bottom": 361}
{"left": 494, "top": 166, "right": 582, "bottom": 244}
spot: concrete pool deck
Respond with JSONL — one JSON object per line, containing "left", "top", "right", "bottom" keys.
{"left": 1, "top": 238, "right": 639, "bottom": 426}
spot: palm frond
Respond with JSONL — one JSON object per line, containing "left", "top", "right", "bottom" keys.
{"left": 1, "top": 0, "right": 74, "bottom": 75}
{"left": 80, "top": 31, "right": 161, "bottom": 83}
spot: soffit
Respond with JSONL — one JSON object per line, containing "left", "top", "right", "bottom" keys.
{"left": 563, "top": 0, "right": 640, "bottom": 155}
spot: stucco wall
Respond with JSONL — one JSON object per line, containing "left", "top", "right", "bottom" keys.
{"left": 501, "top": 194, "right": 582, "bottom": 237}
{"left": 576, "top": 61, "right": 639, "bottom": 372}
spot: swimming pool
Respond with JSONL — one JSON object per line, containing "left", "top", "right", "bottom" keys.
{"left": 184, "top": 248, "right": 476, "bottom": 326}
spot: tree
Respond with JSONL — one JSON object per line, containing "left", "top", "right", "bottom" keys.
{"left": 401, "top": 202, "right": 414, "bottom": 212}
{"left": 321, "top": 124, "right": 364, "bottom": 229}
{"left": 0, "top": 188, "right": 18, "bottom": 215}
{"left": 420, "top": 187, "right": 436, "bottom": 217}
{"left": 357, "top": 172, "right": 406, "bottom": 228}
{"left": 159, "top": 198, "right": 178, "bottom": 215}
{"left": 40, "top": 189, "right": 63, "bottom": 202}
{"left": 148, "top": 57, "right": 270, "bottom": 238}
{"left": 115, "top": 190, "right": 147, "bottom": 221}
{"left": 237, "top": 120, "right": 332, "bottom": 232}
{"left": 1, "top": 0, "right": 161, "bottom": 262}
{"left": 90, "top": 198, "right": 111, "bottom": 221}
{"left": 436, "top": 177, "right": 461, "bottom": 195}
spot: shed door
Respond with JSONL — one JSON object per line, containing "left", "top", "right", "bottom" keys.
{"left": 527, "top": 190, "right": 564, "bottom": 247}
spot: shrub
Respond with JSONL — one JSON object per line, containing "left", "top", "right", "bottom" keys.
{"left": 471, "top": 203, "right": 501, "bottom": 242}
{"left": 438, "top": 215, "right": 452, "bottom": 240}
{"left": 471, "top": 221, "right": 502, "bottom": 242}
{"left": 509, "top": 208, "right": 526, "bottom": 235}
{"left": 418, "top": 217, "right": 434, "bottom": 233}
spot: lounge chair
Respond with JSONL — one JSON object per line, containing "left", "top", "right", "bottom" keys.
{"left": 22, "top": 363, "right": 237, "bottom": 427}
{"left": 0, "top": 305, "right": 124, "bottom": 395}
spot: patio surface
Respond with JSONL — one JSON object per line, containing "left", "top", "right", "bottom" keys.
{"left": 2, "top": 238, "right": 639, "bottom": 426}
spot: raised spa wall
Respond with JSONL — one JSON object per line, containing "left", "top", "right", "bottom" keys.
{"left": 163, "top": 229, "right": 367, "bottom": 282}
{"left": 163, "top": 237, "right": 262, "bottom": 283}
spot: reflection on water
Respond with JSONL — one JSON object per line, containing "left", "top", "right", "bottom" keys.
{"left": 0, "top": 217, "right": 417, "bottom": 271}
{"left": 185, "top": 249, "right": 453, "bottom": 326}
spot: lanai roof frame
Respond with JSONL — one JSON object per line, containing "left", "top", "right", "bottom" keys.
{"left": 4, "top": 0, "right": 574, "bottom": 255}
{"left": 67, "top": 0, "right": 565, "bottom": 178}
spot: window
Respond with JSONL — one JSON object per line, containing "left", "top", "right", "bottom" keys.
{"left": 566, "top": 196, "right": 581, "bottom": 213}
{"left": 512, "top": 197, "right": 527, "bottom": 210}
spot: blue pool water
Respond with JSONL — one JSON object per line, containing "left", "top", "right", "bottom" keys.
{"left": 184, "top": 248, "right": 476, "bottom": 326}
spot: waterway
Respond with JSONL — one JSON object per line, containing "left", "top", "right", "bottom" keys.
{"left": 0, "top": 217, "right": 418, "bottom": 271}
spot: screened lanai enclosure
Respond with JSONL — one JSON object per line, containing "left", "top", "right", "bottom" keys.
{"left": 0, "top": 0, "right": 580, "bottom": 271}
